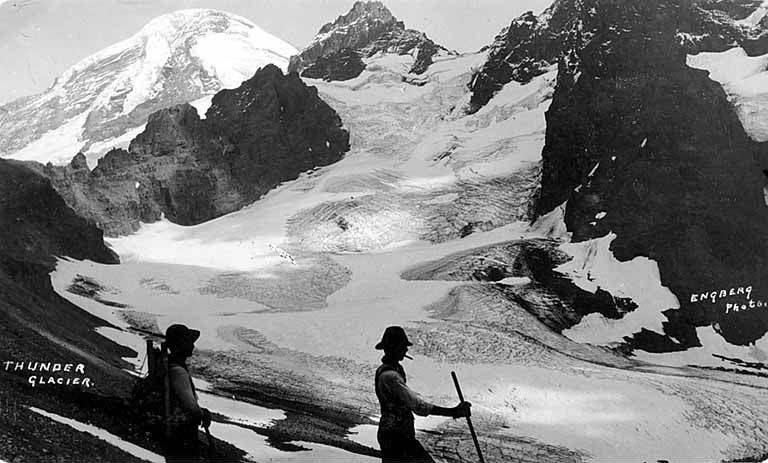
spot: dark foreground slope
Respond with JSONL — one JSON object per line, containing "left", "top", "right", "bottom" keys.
{"left": 0, "top": 159, "right": 147, "bottom": 461}
{"left": 0, "top": 159, "right": 122, "bottom": 366}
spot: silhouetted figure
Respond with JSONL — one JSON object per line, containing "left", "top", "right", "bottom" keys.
{"left": 164, "top": 324, "right": 212, "bottom": 462}
{"left": 374, "top": 326, "right": 471, "bottom": 462}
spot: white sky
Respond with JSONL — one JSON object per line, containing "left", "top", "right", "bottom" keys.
{"left": 0, "top": 0, "right": 552, "bottom": 104}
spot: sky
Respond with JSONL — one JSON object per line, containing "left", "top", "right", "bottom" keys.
{"left": 0, "top": 0, "right": 553, "bottom": 104}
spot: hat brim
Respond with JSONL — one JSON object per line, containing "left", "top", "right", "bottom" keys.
{"left": 187, "top": 329, "right": 201, "bottom": 342}
{"left": 375, "top": 340, "right": 413, "bottom": 350}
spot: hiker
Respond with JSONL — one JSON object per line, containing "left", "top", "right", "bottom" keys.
{"left": 164, "top": 324, "right": 212, "bottom": 462}
{"left": 374, "top": 326, "right": 471, "bottom": 462}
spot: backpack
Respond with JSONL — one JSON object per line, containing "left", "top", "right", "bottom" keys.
{"left": 130, "top": 340, "right": 171, "bottom": 442}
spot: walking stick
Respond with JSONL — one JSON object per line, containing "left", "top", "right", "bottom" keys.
{"left": 161, "top": 342, "right": 171, "bottom": 443}
{"left": 451, "top": 371, "right": 485, "bottom": 463}
{"left": 205, "top": 426, "right": 216, "bottom": 454}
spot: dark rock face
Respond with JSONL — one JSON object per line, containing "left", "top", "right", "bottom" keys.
{"left": 679, "top": 3, "right": 746, "bottom": 53}
{"left": 288, "top": 1, "right": 450, "bottom": 80}
{"left": 468, "top": 1, "right": 596, "bottom": 113}
{"left": 41, "top": 65, "right": 350, "bottom": 236}
{"left": 0, "top": 159, "right": 118, "bottom": 271}
{"left": 741, "top": 11, "right": 768, "bottom": 55}
{"left": 679, "top": 0, "right": 768, "bottom": 55}
{"left": 301, "top": 49, "right": 366, "bottom": 81}
{"left": 469, "top": 0, "right": 768, "bottom": 113}
{"left": 535, "top": 0, "right": 768, "bottom": 350}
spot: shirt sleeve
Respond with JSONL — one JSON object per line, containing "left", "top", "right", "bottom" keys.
{"left": 379, "top": 370, "right": 435, "bottom": 417}
{"left": 168, "top": 365, "right": 202, "bottom": 418}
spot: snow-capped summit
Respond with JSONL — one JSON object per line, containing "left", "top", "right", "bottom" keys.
{"left": 288, "top": 1, "right": 451, "bottom": 81}
{"left": 0, "top": 9, "right": 298, "bottom": 166}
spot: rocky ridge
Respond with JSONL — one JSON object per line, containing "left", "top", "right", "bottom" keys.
{"left": 468, "top": 0, "right": 768, "bottom": 113}
{"left": 36, "top": 65, "right": 349, "bottom": 236}
{"left": 288, "top": 1, "right": 451, "bottom": 81}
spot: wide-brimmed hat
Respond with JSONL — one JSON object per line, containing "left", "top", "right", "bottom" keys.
{"left": 165, "top": 324, "right": 200, "bottom": 347}
{"left": 375, "top": 326, "right": 413, "bottom": 350}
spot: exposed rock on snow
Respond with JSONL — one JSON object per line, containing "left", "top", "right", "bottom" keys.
{"left": 557, "top": 233, "right": 680, "bottom": 347}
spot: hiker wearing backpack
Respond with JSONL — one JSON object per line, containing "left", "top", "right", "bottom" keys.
{"left": 374, "top": 326, "right": 471, "bottom": 462}
{"left": 164, "top": 324, "right": 212, "bottom": 462}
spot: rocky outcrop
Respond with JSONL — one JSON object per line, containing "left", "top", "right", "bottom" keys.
{"left": 0, "top": 159, "right": 117, "bottom": 271}
{"left": 469, "top": 0, "right": 768, "bottom": 113}
{"left": 468, "top": 1, "right": 596, "bottom": 113}
{"left": 678, "top": 0, "right": 768, "bottom": 55}
{"left": 300, "top": 49, "right": 367, "bottom": 81}
{"left": 534, "top": 0, "right": 768, "bottom": 349}
{"left": 288, "top": 1, "right": 451, "bottom": 81}
{"left": 40, "top": 64, "right": 350, "bottom": 236}
{"left": 401, "top": 239, "right": 639, "bottom": 336}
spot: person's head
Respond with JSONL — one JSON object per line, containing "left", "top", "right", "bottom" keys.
{"left": 165, "top": 324, "right": 200, "bottom": 358}
{"left": 375, "top": 326, "right": 413, "bottom": 361}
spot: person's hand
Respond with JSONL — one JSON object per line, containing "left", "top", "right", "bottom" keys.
{"left": 453, "top": 401, "right": 471, "bottom": 418}
{"left": 201, "top": 408, "right": 212, "bottom": 429}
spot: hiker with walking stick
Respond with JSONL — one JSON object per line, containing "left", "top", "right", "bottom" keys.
{"left": 374, "top": 326, "right": 471, "bottom": 462}
{"left": 163, "top": 324, "right": 212, "bottom": 462}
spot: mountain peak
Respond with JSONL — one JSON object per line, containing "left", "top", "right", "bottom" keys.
{"left": 318, "top": 1, "right": 395, "bottom": 33}
{"left": 1, "top": 8, "right": 298, "bottom": 166}
{"left": 52, "top": 9, "right": 296, "bottom": 92}
{"left": 289, "top": 1, "right": 449, "bottom": 81}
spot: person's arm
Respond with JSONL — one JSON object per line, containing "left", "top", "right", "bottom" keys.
{"left": 380, "top": 371, "right": 471, "bottom": 418}
{"left": 380, "top": 370, "right": 434, "bottom": 416}
{"left": 168, "top": 366, "right": 203, "bottom": 423}
{"left": 431, "top": 401, "right": 471, "bottom": 418}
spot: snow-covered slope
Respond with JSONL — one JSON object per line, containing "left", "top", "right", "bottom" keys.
{"left": 109, "top": 51, "right": 550, "bottom": 258}
{"left": 688, "top": 47, "right": 768, "bottom": 141}
{"left": 50, "top": 47, "right": 768, "bottom": 462}
{"left": 0, "top": 9, "right": 297, "bottom": 166}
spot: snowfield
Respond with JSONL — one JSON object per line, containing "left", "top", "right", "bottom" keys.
{"left": 687, "top": 47, "right": 768, "bottom": 142}
{"left": 49, "top": 51, "right": 768, "bottom": 462}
